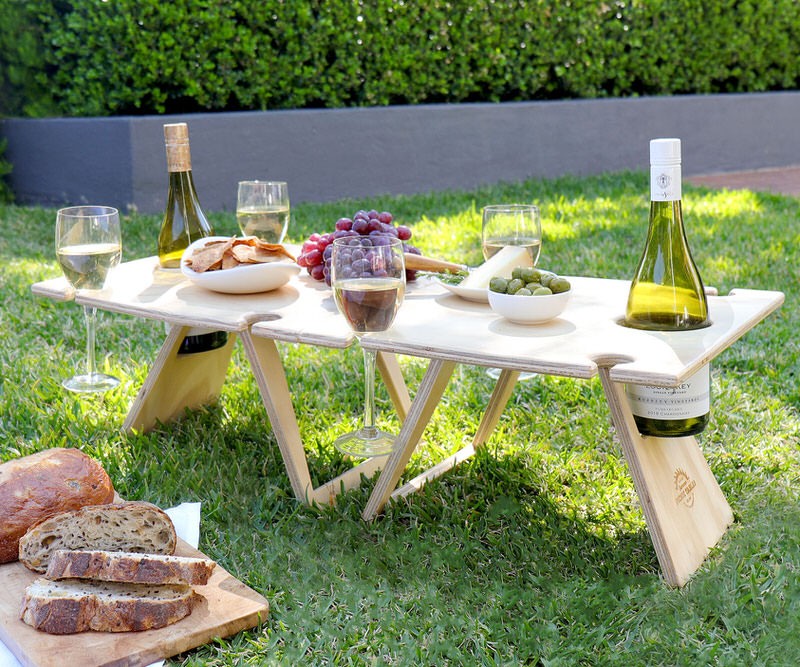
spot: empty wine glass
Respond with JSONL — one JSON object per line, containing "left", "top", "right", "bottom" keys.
{"left": 331, "top": 236, "right": 406, "bottom": 457}
{"left": 236, "top": 180, "right": 290, "bottom": 243}
{"left": 55, "top": 205, "right": 121, "bottom": 393}
{"left": 482, "top": 204, "right": 542, "bottom": 381}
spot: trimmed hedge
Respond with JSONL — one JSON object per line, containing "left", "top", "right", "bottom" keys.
{"left": 1, "top": 0, "right": 800, "bottom": 118}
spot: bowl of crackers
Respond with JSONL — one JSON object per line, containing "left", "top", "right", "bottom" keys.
{"left": 181, "top": 236, "right": 300, "bottom": 294}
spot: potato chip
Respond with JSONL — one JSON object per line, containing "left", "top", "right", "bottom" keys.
{"left": 186, "top": 237, "right": 296, "bottom": 273}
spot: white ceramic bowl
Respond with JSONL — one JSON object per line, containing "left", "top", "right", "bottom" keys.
{"left": 488, "top": 288, "right": 571, "bottom": 324}
{"left": 180, "top": 236, "right": 300, "bottom": 294}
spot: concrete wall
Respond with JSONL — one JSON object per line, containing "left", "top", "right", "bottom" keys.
{"left": 3, "top": 92, "right": 799, "bottom": 214}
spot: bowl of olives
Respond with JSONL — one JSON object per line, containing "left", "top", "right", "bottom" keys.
{"left": 487, "top": 267, "right": 572, "bottom": 324}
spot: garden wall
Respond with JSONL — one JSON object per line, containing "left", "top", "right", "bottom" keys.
{"left": 3, "top": 92, "right": 799, "bottom": 214}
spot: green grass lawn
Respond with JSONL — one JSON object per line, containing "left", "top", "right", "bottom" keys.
{"left": 1, "top": 171, "right": 798, "bottom": 665}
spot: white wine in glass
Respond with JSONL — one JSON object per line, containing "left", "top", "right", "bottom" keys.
{"left": 481, "top": 204, "right": 542, "bottom": 264}
{"left": 331, "top": 235, "right": 405, "bottom": 458}
{"left": 236, "top": 180, "right": 290, "bottom": 243}
{"left": 56, "top": 205, "right": 121, "bottom": 393}
{"left": 482, "top": 203, "right": 543, "bottom": 381}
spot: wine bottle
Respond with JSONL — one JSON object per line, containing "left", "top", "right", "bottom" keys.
{"left": 625, "top": 138, "right": 711, "bottom": 438}
{"left": 157, "top": 123, "right": 228, "bottom": 354}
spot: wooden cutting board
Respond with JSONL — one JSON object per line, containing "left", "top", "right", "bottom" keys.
{"left": 0, "top": 540, "right": 269, "bottom": 667}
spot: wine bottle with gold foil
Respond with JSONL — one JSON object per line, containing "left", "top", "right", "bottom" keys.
{"left": 157, "top": 123, "right": 227, "bottom": 354}
{"left": 625, "top": 138, "right": 711, "bottom": 437}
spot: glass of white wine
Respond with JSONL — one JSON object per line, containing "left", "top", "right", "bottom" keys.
{"left": 55, "top": 205, "right": 122, "bottom": 393}
{"left": 482, "top": 204, "right": 542, "bottom": 381}
{"left": 236, "top": 180, "right": 290, "bottom": 243}
{"left": 481, "top": 204, "right": 542, "bottom": 264}
{"left": 331, "top": 235, "right": 406, "bottom": 458}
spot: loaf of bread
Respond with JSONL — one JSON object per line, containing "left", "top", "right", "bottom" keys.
{"left": 20, "top": 578, "right": 199, "bottom": 634}
{"left": 45, "top": 549, "right": 216, "bottom": 586}
{"left": 18, "top": 502, "right": 177, "bottom": 573}
{"left": 0, "top": 448, "right": 115, "bottom": 564}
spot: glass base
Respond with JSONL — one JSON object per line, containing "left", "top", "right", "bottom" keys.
{"left": 334, "top": 428, "right": 396, "bottom": 458}
{"left": 62, "top": 373, "right": 120, "bottom": 393}
{"left": 485, "top": 367, "right": 537, "bottom": 381}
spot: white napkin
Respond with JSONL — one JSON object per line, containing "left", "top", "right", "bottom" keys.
{"left": 0, "top": 502, "right": 202, "bottom": 667}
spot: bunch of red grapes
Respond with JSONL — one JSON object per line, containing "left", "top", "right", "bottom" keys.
{"left": 297, "top": 209, "right": 421, "bottom": 286}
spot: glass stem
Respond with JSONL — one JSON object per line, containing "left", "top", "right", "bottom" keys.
{"left": 84, "top": 305, "right": 98, "bottom": 378}
{"left": 360, "top": 346, "right": 378, "bottom": 438}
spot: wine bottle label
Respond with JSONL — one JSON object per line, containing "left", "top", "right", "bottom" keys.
{"left": 627, "top": 365, "right": 709, "bottom": 420}
{"left": 650, "top": 164, "right": 681, "bottom": 202}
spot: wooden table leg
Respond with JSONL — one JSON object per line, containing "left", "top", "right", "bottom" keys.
{"left": 124, "top": 325, "right": 236, "bottom": 433}
{"left": 472, "top": 368, "right": 519, "bottom": 449}
{"left": 386, "top": 366, "right": 521, "bottom": 502}
{"left": 597, "top": 365, "right": 734, "bottom": 587}
{"left": 239, "top": 331, "right": 389, "bottom": 506}
{"left": 362, "top": 359, "right": 457, "bottom": 521}
{"left": 376, "top": 351, "right": 411, "bottom": 422}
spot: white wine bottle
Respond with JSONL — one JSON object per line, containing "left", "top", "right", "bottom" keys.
{"left": 157, "top": 123, "right": 227, "bottom": 354}
{"left": 625, "top": 138, "right": 711, "bottom": 437}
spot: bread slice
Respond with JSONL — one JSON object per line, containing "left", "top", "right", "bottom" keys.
{"left": 19, "top": 502, "right": 177, "bottom": 573}
{"left": 45, "top": 549, "right": 216, "bottom": 586}
{"left": 20, "top": 577, "right": 199, "bottom": 634}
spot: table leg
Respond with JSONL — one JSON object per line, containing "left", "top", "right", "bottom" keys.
{"left": 362, "top": 359, "right": 457, "bottom": 521}
{"left": 124, "top": 325, "right": 236, "bottom": 433}
{"left": 386, "top": 366, "right": 521, "bottom": 502}
{"left": 239, "top": 331, "right": 389, "bottom": 505}
{"left": 597, "top": 365, "right": 734, "bottom": 587}
{"left": 376, "top": 351, "right": 411, "bottom": 421}
{"left": 472, "top": 368, "right": 520, "bottom": 449}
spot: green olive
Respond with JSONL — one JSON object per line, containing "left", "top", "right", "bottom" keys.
{"left": 525, "top": 281, "right": 542, "bottom": 292}
{"left": 549, "top": 277, "right": 571, "bottom": 294}
{"left": 519, "top": 267, "right": 539, "bottom": 283}
{"left": 515, "top": 287, "right": 533, "bottom": 296}
{"left": 533, "top": 286, "right": 553, "bottom": 296}
{"left": 511, "top": 267, "right": 525, "bottom": 280}
{"left": 539, "top": 271, "right": 556, "bottom": 287}
{"left": 489, "top": 277, "right": 509, "bottom": 293}
{"left": 506, "top": 278, "right": 525, "bottom": 294}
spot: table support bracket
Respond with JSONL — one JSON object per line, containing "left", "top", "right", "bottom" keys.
{"left": 597, "top": 365, "right": 734, "bottom": 587}
{"left": 124, "top": 325, "right": 236, "bottom": 433}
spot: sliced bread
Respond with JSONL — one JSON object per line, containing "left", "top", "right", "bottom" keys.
{"left": 20, "top": 577, "right": 199, "bottom": 634}
{"left": 45, "top": 549, "right": 216, "bottom": 586}
{"left": 19, "top": 502, "right": 177, "bottom": 573}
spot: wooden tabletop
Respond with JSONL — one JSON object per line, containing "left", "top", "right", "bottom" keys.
{"left": 358, "top": 276, "right": 784, "bottom": 386}
{"left": 32, "top": 261, "right": 784, "bottom": 385}
{"left": 33, "top": 256, "right": 355, "bottom": 349}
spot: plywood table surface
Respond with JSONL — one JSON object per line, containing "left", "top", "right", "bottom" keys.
{"left": 0, "top": 540, "right": 268, "bottom": 667}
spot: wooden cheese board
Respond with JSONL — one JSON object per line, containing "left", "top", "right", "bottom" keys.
{"left": 0, "top": 539, "right": 269, "bottom": 667}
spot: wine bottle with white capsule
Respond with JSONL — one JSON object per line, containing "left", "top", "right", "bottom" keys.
{"left": 625, "top": 138, "right": 711, "bottom": 437}
{"left": 157, "top": 123, "right": 228, "bottom": 354}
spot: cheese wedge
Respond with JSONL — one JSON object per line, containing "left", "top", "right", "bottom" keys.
{"left": 460, "top": 245, "right": 532, "bottom": 289}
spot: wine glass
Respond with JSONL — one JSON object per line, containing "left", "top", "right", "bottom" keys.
{"left": 331, "top": 236, "right": 406, "bottom": 457}
{"left": 55, "top": 205, "right": 122, "bottom": 393}
{"left": 482, "top": 204, "right": 542, "bottom": 381}
{"left": 481, "top": 204, "right": 542, "bottom": 264}
{"left": 236, "top": 180, "right": 290, "bottom": 243}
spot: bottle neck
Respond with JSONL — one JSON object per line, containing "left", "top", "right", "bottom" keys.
{"left": 650, "top": 163, "right": 681, "bottom": 202}
{"left": 168, "top": 169, "right": 197, "bottom": 193}
{"left": 166, "top": 141, "right": 192, "bottom": 172}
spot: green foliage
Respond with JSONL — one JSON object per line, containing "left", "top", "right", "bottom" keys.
{"left": 0, "top": 139, "right": 12, "bottom": 203}
{"left": 2, "top": 174, "right": 799, "bottom": 664}
{"left": 2, "top": 0, "right": 799, "bottom": 117}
